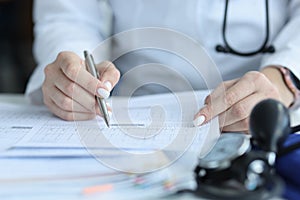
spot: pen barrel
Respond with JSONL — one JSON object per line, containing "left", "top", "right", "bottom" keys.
{"left": 84, "top": 50, "right": 110, "bottom": 127}
{"left": 97, "top": 97, "right": 109, "bottom": 118}
{"left": 84, "top": 51, "right": 98, "bottom": 77}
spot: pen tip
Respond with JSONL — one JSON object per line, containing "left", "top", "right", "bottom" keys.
{"left": 104, "top": 117, "right": 110, "bottom": 128}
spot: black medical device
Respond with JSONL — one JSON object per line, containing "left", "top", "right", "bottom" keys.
{"left": 177, "top": 99, "right": 300, "bottom": 199}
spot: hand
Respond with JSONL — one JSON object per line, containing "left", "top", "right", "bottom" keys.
{"left": 42, "top": 51, "right": 120, "bottom": 121}
{"left": 193, "top": 68, "right": 293, "bottom": 133}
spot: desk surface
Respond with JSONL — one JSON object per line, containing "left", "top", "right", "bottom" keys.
{"left": 1, "top": 93, "right": 299, "bottom": 126}
{"left": 0, "top": 93, "right": 25, "bottom": 104}
{"left": 0, "top": 93, "right": 294, "bottom": 200}
{"left": 0, "top": 93, "right": 204, "bottom": 200}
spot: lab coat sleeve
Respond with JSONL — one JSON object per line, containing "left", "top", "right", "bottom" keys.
{"left": 25, "top": 0, "right": 112, "bottom": 104}
{"left": 260, "top": 0, "right": 300, "bottom": 79}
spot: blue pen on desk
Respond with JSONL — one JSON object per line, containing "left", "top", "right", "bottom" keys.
{"left": 84, "top": 50, "right": 110, "bottom": 127}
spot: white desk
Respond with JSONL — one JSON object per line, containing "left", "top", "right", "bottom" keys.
{"left": 1, "top": 93, "right": 299, "bottom": 127}
{"left": 0, "top": 93, "right": 204, "bottom": 200}
{"left": 0, "top": 93, "right": 296, "bottom": 200}
{"left": 0, "top": 93, "right": 26, "bottom": 104}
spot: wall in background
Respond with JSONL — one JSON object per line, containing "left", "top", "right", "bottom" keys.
{"left": 0, "top": 0, "right": 36, "bottom": 93}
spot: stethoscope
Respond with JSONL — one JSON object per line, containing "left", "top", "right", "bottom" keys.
{"left": 216, "top": 0, "right": 275, "bottom": 56}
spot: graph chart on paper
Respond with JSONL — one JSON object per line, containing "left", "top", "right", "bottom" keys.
{"left": 3, "top": 92, "right": 219, "bottom": 156}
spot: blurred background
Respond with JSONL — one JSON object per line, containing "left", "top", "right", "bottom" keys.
{"left": 0, "top": 0, "right": 35, "bottom": 93}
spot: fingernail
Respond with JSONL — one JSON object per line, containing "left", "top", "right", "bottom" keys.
{"left": 106, "top": 102, "right": 111, "bottom": 108}
{"left": 193, "top": 115, "right": 206, "bottom": 127}
{"left": 104, "top": 81, "right": 112, "bottom": 92}
{"left": 97, "top": 88, "right": 110, "bottom": 99}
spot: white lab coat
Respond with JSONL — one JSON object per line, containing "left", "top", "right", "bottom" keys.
{"left": 26, "top": 0, "right": 300, "bottom": 104}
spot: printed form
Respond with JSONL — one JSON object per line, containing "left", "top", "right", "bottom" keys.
{"left": 0, "top": 91, "right": 220, "bottom": 160}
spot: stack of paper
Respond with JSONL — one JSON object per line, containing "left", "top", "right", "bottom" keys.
{"left": 0, "top": 91, "right": 220, "bottom": 199}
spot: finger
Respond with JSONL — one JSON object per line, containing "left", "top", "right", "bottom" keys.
{"left": 212, "top": 75, "right": 255, "bottom": 114}
{"left": 58, "top": 52, "right": 108, "bottom": 98}
{"left": 204, "top": 79, "right": 238, "bottom": 105}
{"left": 45, "top": 84, "right": 94, "bottom": 113}
{"left": 44, "top": 96, "right": 96, "bottom": 121}
{"left": 53, "top": 70, "right": 97, "bottom": 112}
{"left": 97, "top": 61, "right": 120, "bottom": 91}
{"left": 194, "top": 79, "right": 238, "bottom": 127}
{"left": 218, "top": 93, "right": 265, "bottom": 128}
{"left": 106, "top": 102, "right": 112, "bottom": 112}
{"left": 194, "top": 73, "right": 258, "bottom": 126}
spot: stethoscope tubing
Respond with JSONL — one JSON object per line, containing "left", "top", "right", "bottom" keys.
{"left": 216, "top": 0, "right": 275, "bottom": 56}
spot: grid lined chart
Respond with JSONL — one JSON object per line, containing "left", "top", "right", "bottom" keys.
{"left": 0, "top": 103, "right": 81, "bottom": 148}
{"left": 0, "top": 104, "right": 52, "bottom": 151}
{"left": 0, "top": 91, "right": 220, "bottom": 158}
{"left": 16, "top": 115, "right": 82, "bottom": 148}
{"left": 0, "top": 126, "right": 32, "bottom": 140}
{"left": 27, "top": 125, "right": 79, "bottom": 145}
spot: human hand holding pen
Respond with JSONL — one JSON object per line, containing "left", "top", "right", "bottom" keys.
{"left": 42, "top": 51, "right": 120, "bottom": 121}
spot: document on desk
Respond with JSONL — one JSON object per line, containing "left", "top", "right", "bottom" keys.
{"left": 0, "top": 103, "right": 52, "bottom": 152}
{"left": 0, "top": 91, "right": 220, "bottom": 160}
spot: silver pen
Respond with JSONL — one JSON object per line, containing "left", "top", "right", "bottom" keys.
{"left": 84, "top": 50, "right": 110, "bottom": 127}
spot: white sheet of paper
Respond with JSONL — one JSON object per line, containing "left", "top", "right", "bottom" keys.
{"left": 0, "top": 91, "right": 219, "bottom": 199}
{"left": 0, "top": 91, "right": 220, "bottom": 159}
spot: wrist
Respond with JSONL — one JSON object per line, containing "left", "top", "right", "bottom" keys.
{"left": 261, "top": 65, "right": 300, "bottom": 109}
{"left": 278, "top": 66, "right": 300, "bottom": 109}
{"left": 261, "top": 66, "right": 294, "bottom": 107}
